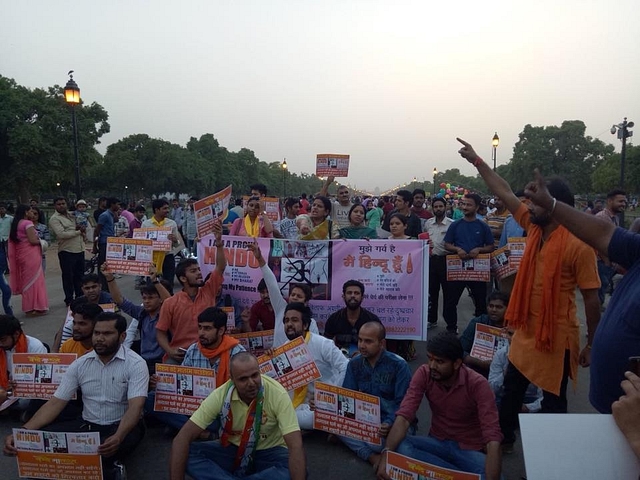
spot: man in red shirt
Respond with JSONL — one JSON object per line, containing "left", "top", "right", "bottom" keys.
{"left": 156, "top": 220, "right": 226, "bottom": 364}
{"left": 376, "top": 332, "right": 502, "bottom": 480}
{"left": 249, "top": 279, "right": 275, "bottom": 331}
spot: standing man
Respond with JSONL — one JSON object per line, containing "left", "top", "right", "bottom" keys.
{"left": 171, "top": 198, "right": 184, "bottom": 236}
{"left": 324, "top": 280, "right": 382, "bottom": 355}
{"left": 442, "top": 192, "right": 495, "bottom": 333}
{"left": 425, "top": 197, "right": 454, "bottom": 329}
{"left": 128, "top": 205, "right": 146, "bottom": 238}
{"left": 156, "top": 220, "right": 226, "bottom": 364}
{"left": 93, "top": 197, "right": 120, "bottom": 290}
{"left": 457, "top": 138, "right": 600, "bottom": 449}
{"left": 169, "top": 352, "right": 306, "bottom": 480}
{"left": 411, "top": 188, "right": 433, "bottom": 222}
{"left": 382, "top": 190, "right": 423, "bottom": 238}
{"left": 320, "top": 177, "right": 353, "bottom": 229}
{"left": 142, "top": 198, "right": 185, "bottom": 291}
{"left": 340, "top": 321, "right": 412, "bottom": 467}
{"left": 0, "top": 203, "right": 14, "bottom": 315}
{"left": 3, "top": 313, "right": 149, "bottom": 480}
{"left": 484, "top": 196, "right": 510, "bottom": 247}
{"left": 49, "top": 197, "right": 87, "bottom": 306}
{"left": 595, "top": 189, "right": 627, "bottom": 304}
{"left": 376, "top": 332, "right": 502, "bottom": 479}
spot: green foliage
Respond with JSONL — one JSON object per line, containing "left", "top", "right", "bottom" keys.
{"left": 592, "top": 145, "right": 640, "bottom": 194}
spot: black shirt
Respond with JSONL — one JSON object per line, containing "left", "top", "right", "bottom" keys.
{"left": 324, "top": 307, "right": 381, "bottom": 349}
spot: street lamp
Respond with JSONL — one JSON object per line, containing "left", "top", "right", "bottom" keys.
{"left": 611, "top": 117, "right": 634, "bottom": 224}
{"left": 432, "top": 168, "right": 438, "bottom": 196}
{"left": 64, "top": 71, "right": 81, "bottom": 200}
{"left": 491, "top": 132, "right": 500, "bottom": 171}
{"left": 281, "top": 159, "right": 288, "bottom": 197}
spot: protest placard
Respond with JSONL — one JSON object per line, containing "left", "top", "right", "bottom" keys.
{"left": 490, "top": 245, "right": 515, "bottom": 281}
{"left": 132, "top": 226, "right": 173, "bottom": 251}
{"left": 469, "top": 323, "right": 510, "bottom": 362}
{"left": 198, "top": 237, "right": 430, "bottom": 340}
{"left": 386, "top": 451, "right": 481, "bottom": 480}
{"left": 230, "top": 330, "right": 274, "bottom": 357}
{"left": 316, "top": 154, "right": 350, "bottom": 177}
{"left": 13, "top": 428, "right": 102, "bottom": 480}
{"left": 313, "top": 381, "right": 381, "bottom": 445}
{"left": 256, "top": 336, "right": 321, "bottom": 391}
{"left": 154, "top": 364, "right": 215, "bottom": 416}
{"left": 507, "top": 236, "right": 526, "bottom": 269}
{"left": 105, "top": 237, "right": 154, "bottom": 275}
{"left": 194, "top": 185, "right": 232, "bottom": 238}
{"left": 241, "top": 195, "right": 282, "bottom": 224}
{"left": 12, "top": 353, "right": 77, "bottom": 400}
{"left": 222, "top": 306, "right": 236, "bottom": 331}
{"left": 446, "top": 254, "right": 491, "bottom": 282}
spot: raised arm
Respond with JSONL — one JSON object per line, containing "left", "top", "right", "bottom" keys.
{"left": 319, "top": 175, "right": 335, "bottom": 197}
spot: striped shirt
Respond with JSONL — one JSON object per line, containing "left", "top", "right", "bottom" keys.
{"left": 182, "top": 342, "right": 246, "bottom": 371}
{"left": 55, "top": 345, "right": 149, "bottom": 425}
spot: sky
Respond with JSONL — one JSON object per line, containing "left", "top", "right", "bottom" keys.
{"left": 2, "top": 0, "right": 638, "bottom": 193}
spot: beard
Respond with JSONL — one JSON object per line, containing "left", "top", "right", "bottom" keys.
{"left": 529, "top": 212, "right": 551, "bottom": 226}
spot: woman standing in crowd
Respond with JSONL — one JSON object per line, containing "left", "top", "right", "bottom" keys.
{"left": 8, "top": 205, "right": 48, "bottom": 316}
{"left": 301, "top": 196, "right": 332, "bottom": 240}
{"left": 388, "top": 213, "right": 414, "bottom": 240}
{"left": 229, "top": 196, "right": 274, "bottom": 238}
{"left": 335, "top": 204, "right": 378, "bottom": 239}
{"left": 31, "top": 207, "right": 50, "bottom": 273}
{"left": 365, "top": 199, "right": 383, "bottom": 230}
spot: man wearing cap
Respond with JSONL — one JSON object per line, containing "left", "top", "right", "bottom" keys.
{"left": 49, "top": 197, "right": 87, "bottom": 306}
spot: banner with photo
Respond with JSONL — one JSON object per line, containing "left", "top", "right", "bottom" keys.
{"left": 194, "top": 185, "right": 233, "bottom": 238}
{"left": 197, "top": 237, "right": 429, "bottom": 340}
{"left": 13, "top": 428, "right": 102, "bottom": 480}
{"left": 230, "top": 330, "right": 274, "bottom": 357}
{"left": 105, "top": 238, "right": 154, "bottom": 275}
{"left": 386, "top": 451, "right": 480, "bottom": 480}
{"left": 316, "top": 154, "right": 350, "bottom": 177}
{"left": 469, "top": 323, "right": 510, "bottom": 362}
{"left": 12, "top": 354, "right": 77, "bottom": 400}
{"left": 446, "top": 254, "right": 491, "bottom": 282}
{"left": 132, "top": 226, "right": 173, "bottom": 252}
{"left": 313, "top": 381, "right": 381, "bottom": 445}
{"left": 490, "top": 245, "right": 515, "bottom": 281}
{"left": 154, "top": 364, "right": 215, "bottom": 416}
{"left": 507, "top": 236, "right": 526, "bottom": 269}
{"left": 241, "top": 195, "right": 282, "bottom": 224}
{"left": 256, "top": 336, "right": 321, "bottom": 391}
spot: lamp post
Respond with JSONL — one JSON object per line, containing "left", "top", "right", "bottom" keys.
{"left": 64, "top": 71, "right": 81, "bottom": 201}
{"left": 281, "top": 159, "right": 288, "bottom": 197}
{"left": 611, "top": 118, "right": 634, "bottom": 225}
{"left": 491, "top": 132, "right": 500, "bottom": 171}
{"left": 432, "top": 168, "right": 438, "bottom": 196}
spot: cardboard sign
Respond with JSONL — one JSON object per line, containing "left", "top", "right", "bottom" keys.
{"left": 256, "top": 336, "right": 321, "bottom": 391}
{"left": 386, "top": 451, "right": 481, "bottom": 480}
{"left": 132, "top": 226, "right": 173, "bottom": 251}
{"left": 241, "top": 195, "right": 282, "bottom": 224}
{"left": 313, "top": 381, "right": 381, "bottom": 445}
{"left": 12, "top": 354, "right": 77, "bottom": 400}
{"left": 230, "top": 330, "right": 274, "bottom": 357}
{"left": 446, "top": 254, "right": 491, "bottom": 282}
{"left": 469, "top": 323, "right": 510, "bottom": 362}
{"left": 154, "top": 364, "right": 216, "bottom": 416}
{"left": 194, "top": 185, "right": 232, "bottom": 238}
{"left": 105, "top": 238, "right": 154, "bottom": 275}
{"left": 507, "top": 236, "right": 526, "bottom": 269}
{"left": 13, "top": 428, "right": 102, "bottom": 480}
{"left": 316, "top": 154, "right": 350, "bottom": 177}
{"left": 490, "top": 245, "right": 515, "bottom": 280}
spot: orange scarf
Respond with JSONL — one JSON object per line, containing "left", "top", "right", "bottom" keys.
{"left": 197, "top": 335, "right": 240, "bottom": 386}
{"left": 505, "top": 224, "right": 569, "bottom": 352}
{"left": 0, "top": 333, "right": 28, "bottom": 388}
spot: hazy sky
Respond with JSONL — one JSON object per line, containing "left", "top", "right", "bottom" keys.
{"left": 2, "top": 0, "right": 638, "bottom": 192}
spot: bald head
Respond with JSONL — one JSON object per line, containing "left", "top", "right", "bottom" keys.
{"left": 360, "top": 321, "right": 385, "bottom": 341}
{"left": 230, "top": 351, "right": 259, "bottom": 376}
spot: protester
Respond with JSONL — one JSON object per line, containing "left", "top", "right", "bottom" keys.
{"left": 365, "top": 199, "right": 384, "bottom": 230}
{"left": 335, "top": 204, "right": 378, "bottom": 239}
{"left": 387, "top": 213, "right": 413, "bottom": 240}
{"left": 381, "top": 190, "right": 423, "bottom": 238}
{"left": 280, "top": 198, "right": 301, "bottom": 240}
{"left": 595, "top": 189, "right": 627, "bottom": 305}
{"left": 229, "top": 196, "right": 274, "bottom": 238}
{"left": 410, "top": 188, "right": 433, "bottom": 222}
{"left": 93, "top": 197, "right": 121, "bottom": 290}
{"left": 31, "top": 207, "right": 50, "bottom": 273}
{"left": 59, "top": 300, "right": 103, "bottom": 356}
{"left": 8, "top": 204, "right": 49, "bottom": 315}
{"left": 249, "top": 279, "right": 275, "bottom": 331}
{"left": 128, "top": 204, "right": 146, "bottom": 238}
{"left": 320, "top": 178, "right": 353, "bottom": 229}
{"left": 301, "top": 196, "right": 332, "bottom": 240}
{"left": 484, "top": 196, "right": 509, "bottom": 247}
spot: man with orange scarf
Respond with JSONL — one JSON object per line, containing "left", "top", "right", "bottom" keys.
{"left": 0, "top": 314, "right": 47, "bottom": 405}
{"left": 146, "top": 307, "right": 245, "bottom": 435}
{"left": 456, "top": 138, "right": 601, "bottom": 451}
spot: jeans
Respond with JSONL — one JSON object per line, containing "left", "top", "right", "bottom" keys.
{"left": 597, "top": 259, "right": 615, "bottom": 304}
{"left": 58, "top": 250, "right": 85, "bottom": 305}
{"left": 428, "top": 255, "right": 448, "bottom": 324}
{"left": 443, "top": 280, "right": 487, "bottom": 332}
{"left": 0, "top": 245, "right": 13, "bottom": 315}
{"left": 339, "top": 435, "right": 385, "bottom": 462}
{"left": 187, "top": 441, "right": 291, "bottom": 480}
{"left": 397, "top": 436, "right": 486, "bottom": 478}
{"left": 499, "top": 350, "right": 570, "bottom": 444}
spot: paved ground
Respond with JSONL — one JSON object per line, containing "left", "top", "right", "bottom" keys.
{"left": 0, "top": 245, "right": 597, "bottom": 479}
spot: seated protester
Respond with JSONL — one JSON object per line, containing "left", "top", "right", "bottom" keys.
{"left": 249, "top": 279, "right": 275, "bottom": 331}
{"left": 459, "top": 291, "right": 509, "bottom": 377}
{"left": 0, "top": 314, "right": 47, "bottom": 405}
{"left": 169, "top": 352, "right": 306, "bottom": 480}
{"left": 376, "top": 332, "right": 502, "bottom": 480}
{"left": 53, "top": 273, "right": 116, "bottom": 352}
{"left": 324, "top": 280, "right": 382, "bottom": 356}
{"left": 489, "top": 335, "right": 542, "bottom": 414}
{"left": 103, "top": 262, "right": 170, "bottom": 373}
{"left": 146, "top": 307, "right": 245, "bottom": 435}
{"left": 59, "top": 300, "right": 103, "bottom": 356}
{"left": 280, "top": 303, "right": 348, "bottom": 430}
{"left": 3, "top": 313, "right": 149, "bottom": 480}
{"left": 247, "top": 242, "right": 319, "bottom": 348}
{"left": 340, "top": 321, "right": 412, "bottom": 467}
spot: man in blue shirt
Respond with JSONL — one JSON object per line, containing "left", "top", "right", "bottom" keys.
{"left": 443, "top": 193, "right": 495, "bottom": 333}
{"left": 93, "top": 197, "right": 120, "bottom": 290}
{"left": 340, "top": 321, "right": 412, "bottom": 467}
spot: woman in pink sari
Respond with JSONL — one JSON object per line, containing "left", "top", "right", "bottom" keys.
{"left": 8, "top": 205, "right": 48, "bottom": 316}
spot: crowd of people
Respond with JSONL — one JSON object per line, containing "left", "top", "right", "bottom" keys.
{"left": 0, "top": 138, "right": 639, "bottom": 479}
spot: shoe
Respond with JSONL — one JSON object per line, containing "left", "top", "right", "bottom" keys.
{"left": 502, "top": 442, "right": 515, "bottom": 454}
{"left": 427, "top": 322, "right": 437, "bottom": 329}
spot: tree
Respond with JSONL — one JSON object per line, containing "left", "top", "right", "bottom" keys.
{"left": 592, "top": 145, "right": 640, "bottom": 194}
{"left": 0, "top": 75, "right": 110, "bottom": 202}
